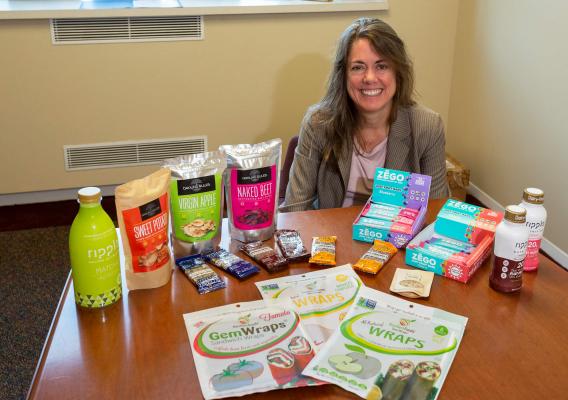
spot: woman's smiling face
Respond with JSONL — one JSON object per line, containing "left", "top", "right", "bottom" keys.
{"left": 346, "top": 38, "right": 397, "bottom": 118}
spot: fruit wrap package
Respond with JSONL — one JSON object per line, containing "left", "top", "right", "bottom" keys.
{"left": 183, "top": 299, "right": 323, "bottom": 399}
{"left": 115, "top": 168, "right": 173, "bottom": 290}
{"left": 303, "top": 287, "right": 467, "bottom": 400}
{"left": 255, "top": 265, "right": 364, "bottom": 349}
{"left": 219, "top": 139, "right": 281, "bottom": 243}
{"left": 162, "top": 151, "right": 226, "bottom": 258}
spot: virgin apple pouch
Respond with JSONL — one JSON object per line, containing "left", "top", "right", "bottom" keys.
{"left": 163, "top": 151, "right": 226, "bottom": 258}
{"left": 219, "top": 139, "right": 281, "bottom": 243}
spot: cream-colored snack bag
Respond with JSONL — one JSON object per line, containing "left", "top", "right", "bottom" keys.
{"left": 390, "top": 268, "right": 434, "bottom": 298}
{"left": 115, "top": 168, "right": 173, "bottom": 290}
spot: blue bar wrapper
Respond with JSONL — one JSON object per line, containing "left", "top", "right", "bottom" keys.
{"left": 176, "top": 255, "right": 226, "bottom": 294}
{"left": 203, "top": 248, "right": 260, "bottom": 280}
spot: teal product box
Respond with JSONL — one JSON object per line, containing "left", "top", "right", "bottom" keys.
{"left": 434, "top": 199, "right": 503, "bottom": 245}
{"left": 405, "top": 199, "right": 503, "bottom": 283}
{"left": 353, "top": 168, "right": 431, "bottom": 248}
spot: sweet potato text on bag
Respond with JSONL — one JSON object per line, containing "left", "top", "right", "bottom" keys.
{"left": 115, "top": 168, "right": 172, "bottom": 290}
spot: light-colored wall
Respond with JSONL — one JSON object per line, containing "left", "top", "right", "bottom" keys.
{"left": 0, "top": 0, "right": 458, "bottom": 195}
{"left": 448, "top": 0, "right": 566, "bottom": 253}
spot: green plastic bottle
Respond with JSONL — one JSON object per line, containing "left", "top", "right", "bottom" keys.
{"left": 69, "top": 187, "right": 122, "bottom": 308}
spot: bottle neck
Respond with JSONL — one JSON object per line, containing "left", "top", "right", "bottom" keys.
{"left": 78, "top": 201, "right": 103, "bottom": 211}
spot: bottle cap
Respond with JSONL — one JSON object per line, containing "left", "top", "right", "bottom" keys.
{"left": 523, "top": 187, "right": 544, "bottom": 204}
{"left": 78, "top": 187, "right": 102, "bottom": 203}
{"left": 504, "top": 205, "right": 526, "bottom": 224}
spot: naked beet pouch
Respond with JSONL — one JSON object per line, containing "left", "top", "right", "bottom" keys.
{"left": 115, "top": 168, "right": 172, "bottom": 290}
{"left": 162, "top": 151, "right": 226, "bottom": 258}
{"left": 219, "top": 139, "right": 281, "bottom": 243}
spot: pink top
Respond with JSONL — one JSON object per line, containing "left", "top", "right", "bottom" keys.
{"left": 342, "top": 138, "right": 388, "bottom": 207}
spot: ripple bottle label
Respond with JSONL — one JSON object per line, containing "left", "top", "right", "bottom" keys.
{"left": 69, "top": 187, "right": 122, "bottom": 308}
{"left": 489, "top": 205, "right": 529, "bottom": 293}
{"left": 519, "top": 188, "right": 547, "bottom": 271}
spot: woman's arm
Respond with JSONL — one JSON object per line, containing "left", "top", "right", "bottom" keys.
{"left": 279, "top": 110, "right": 325, "bottom": 212}
{"left": 420, "top": 115, "right": 449, "bottom": 199}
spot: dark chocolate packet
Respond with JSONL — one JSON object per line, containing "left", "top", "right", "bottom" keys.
{"left": 241, "top": 241, "right": 288, "bottom": 273}
{"left": 274, "top": 229, "right": 310, "bottom": 262}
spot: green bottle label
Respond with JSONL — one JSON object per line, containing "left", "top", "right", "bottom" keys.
{"left": 70, "top": 210, "right": 122, "bottom": 308}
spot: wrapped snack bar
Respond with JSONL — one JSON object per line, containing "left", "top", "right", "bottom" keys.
{"left": 275, "top": 229, "right": 310, "bottom": 262}
{"left": 309, "top": 236, "right": 337, "bottom": 266}
{"left": 241, "top": 241, "right": 288, "bottom": 272}
{"left": 203, "top": 248, "right": 259, "bottom": 280}
{"left": 353, "top": 239, "right": 397, "bottom": 274}
{"left": 176, "top": 254, "right": 225, "bottom": 294}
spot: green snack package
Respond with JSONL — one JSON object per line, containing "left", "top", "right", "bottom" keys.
{"left": 163, "top": 151, "right": 226, "bottom": 258}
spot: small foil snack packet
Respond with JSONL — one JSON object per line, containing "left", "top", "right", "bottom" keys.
{"left": 274, "top": 229, "right": 310, "bottom": 262}
{"left": 255, "top": 264, "right": 364, "bottom": 349}
{"left": 390, "top": 268, "right": 434, "bottom": 298}
{"left": 219, "top": 139, "right": 281, "bottom": 243}
{"left": 183, "top": 299, "right": 323, "bottom": 399}
{"left": 241, "top": 241, "right": 288, "bottom": 273}
{"left": 309, "top": 236, "right": 337, "bottom": 266}
{"left": 203, "top": 248, "right": 260, "bottom": 280}
{"left": 176, "top": 254, "right": 226, "bottom": 294}
{"left": 162, "top": 151, "right": 226, "bottom": 259}
{"left": 353, "top": 239, "right": 397, "bottom": 274}
{"left": 115, "top": 168, "right": 172, "bottom": 290}
{"left": 303, "top": 287, "right": 468, "bottom": 400}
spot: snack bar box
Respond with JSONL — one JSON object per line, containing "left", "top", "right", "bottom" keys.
{"left": 405, "top": 200, "right": 503, "bottom": 283}
{"left": 353, "top": 168, "right": 431, "bottom": 248}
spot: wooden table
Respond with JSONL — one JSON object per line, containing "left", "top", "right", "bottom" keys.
{"left": 28, "top": 200, "right": 568, "bottom": 399}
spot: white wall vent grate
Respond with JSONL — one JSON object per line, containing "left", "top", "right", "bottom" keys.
{"left": 51, "top": 16, "right": 203, "bottom": 44}
{"left": 64, "top": 136, "right": 207, "bottom": 171}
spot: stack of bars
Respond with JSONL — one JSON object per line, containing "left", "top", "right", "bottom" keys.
{"left": 352, "top": 168, "right": 432, "bottom": 248}
{"left": 406, "top": 199, "right": 504, "bottom": 283}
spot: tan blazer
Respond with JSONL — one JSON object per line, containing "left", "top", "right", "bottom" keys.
{"left": 280, "top": 104, "right": 449, "bottom": 212}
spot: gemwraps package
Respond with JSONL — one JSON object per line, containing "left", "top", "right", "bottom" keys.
{"left": 255, "top": 265, "right": 364, "bottom": 349}
{"left": 162, "top": 151, "right": 226, "bottom": 258}
{"left": 115, "top": 168, "right": 173, "bottom": 290}
{"left": 183, "top": 299, "right": 323, "bottom": 399}
{"left": 219, "top": 139, "right": 281, "bottom": 243}
{"left": 303, "top": 287, "right": 467, "bottom": 400}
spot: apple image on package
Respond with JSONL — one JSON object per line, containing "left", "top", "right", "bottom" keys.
{"left": 346, "top": 351, "right": 381, "bottom": 379}
{"left": 328, "top": 354, "right": 363, "bottom": 374}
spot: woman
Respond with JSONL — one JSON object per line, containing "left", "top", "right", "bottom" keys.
{"left": 280, "top": 17, "right": 449, "bottom": 212}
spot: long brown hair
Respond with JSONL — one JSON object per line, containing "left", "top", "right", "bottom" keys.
{"left": 317, "top": 17, "right": 416, "bottom": 158}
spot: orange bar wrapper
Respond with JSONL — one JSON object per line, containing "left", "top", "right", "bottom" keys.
{"left": 353, "top": 239, "right": 397, "bottom": 274}
{"left": 309, "top": 236, "right": 337, "bottom": 266}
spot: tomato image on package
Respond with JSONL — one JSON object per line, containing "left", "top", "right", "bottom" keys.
{"left": 122, "top": 194, "right": 170, "bottom": 273}
{"left": 230, "top": 166, "right": 276, "bottom": 230}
